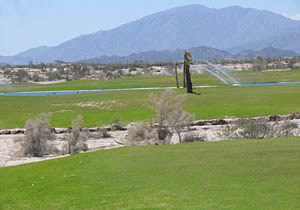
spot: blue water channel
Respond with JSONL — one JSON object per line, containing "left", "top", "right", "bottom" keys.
{"left": 1, "top": 82, "right": 300, "bottom": 96}
{"left": 0, "top": 87, "right": 176, "bottom": 97}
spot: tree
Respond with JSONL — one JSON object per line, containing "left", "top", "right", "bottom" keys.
{"left": 149, "top": 90, "right": 193, "bottom": 143}
{"left": 17, "top": 114, "right": 56, "bottom": 157}
{"left": 12, "top": 70, "right": 29, "bottom": 83}
{"left": 32, "top": 73, "right": 41, "bottom": 82}
{"left": 65, "top": 116, "right": 88, "bottom": 155}
{"left": 184, "top": 51, "right": 193, "bottom": 93}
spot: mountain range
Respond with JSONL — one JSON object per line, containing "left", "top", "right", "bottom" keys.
{"left": 84, "top": 46, "right": 232, "bottom": 64}
{"left": 1, "top": 4, "right": 300, "bottom": 65}
{"left": 234, "top": 47, "right": 298, "bottom": 59}
{"left": 84, "top": 47, "right": 298, "bottom": 64}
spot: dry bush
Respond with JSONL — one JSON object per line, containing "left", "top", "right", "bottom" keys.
{"left": 17, "top": 114, "right": 57, "bottom": 157}
{"left": 126, "top": 123, "right": 157, "bottom": 146}
{"left": 182, "top": 132, "right": 205, "bottom": 143}
{"left": 125, "top": 90, "right": 194, "bottom": 146}
{"left": 236, "top": 118, "right": 271, "bottom": 139}
{"left": 64, "top": 116, "right": 88, "bottom": 155}
{"left": 273, "top": 121, "right": 298, "bottom": 137}
{"left": 149, "top": 90, "right": 193, "bottom": 143}
{"left": 220, "top": 119, "right": 299, "bottom": 140}
{"left": 219, "top": 124, "right": 239, "bottom": 139}
{"left": 111, "top": 117, "right": 125, "bottom": 131}
{"left": 167, "top": 108, "right": 194, "bottom": 143}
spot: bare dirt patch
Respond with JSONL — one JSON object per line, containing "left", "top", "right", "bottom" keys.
{"left": 52, "top": 100, "right": 126, "bottom": 110}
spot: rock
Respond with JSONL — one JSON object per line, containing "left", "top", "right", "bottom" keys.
{"left": 193, "top": 121, "right": 207, "bottom": 126}
{"left": 88, "top": 128, "right": 98, "bottom": 133}
{"left": 292, "top": 112, "right": 300, "bottom": 120}
{"left": 126, "top": 123, "right": 137, "bottom": 130}
{"left": 1, "top": 130, "right": 11, "bottom": 135}
{"left": 67, "top": 127, "right": 72, "bottom": 133}
{"left": 50, "top": 128, "right": 56, "bottom": 133}
{"left": 212, "top": 119, "right": 228, "bottom": 125}
{"left": 11, "top": 129, "right": 25, "bottom": 135}
{"left": 269, "top": 115, "right": 281, "bottom": 122}
{"left": 54, "top": 128, "right": 68, "bottom": 134}
{"left": 111, "top": 125, "right": 127, "bottom": 131}
{"left": 102, "top": 126, "right": 112, "bottom": 132}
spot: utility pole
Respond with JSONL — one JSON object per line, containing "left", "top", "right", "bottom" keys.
{"left": 184, "top": 51, "right": 193, "bottom": 93}
{"left": 183, "top": 63, "right": 186, "bottom": 88}
{"left": 175, "top": 61, "right": 179, "bottom": 88}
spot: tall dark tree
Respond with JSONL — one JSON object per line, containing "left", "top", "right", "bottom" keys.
{"left": 184, "top": 51, "right": 193, "bottom": 93}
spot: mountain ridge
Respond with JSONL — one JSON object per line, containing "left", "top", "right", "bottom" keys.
{"left": 1, "top": 4, "right": 300, "bottom": 65}
{"left": 83, "top": 46, "right": 298, "bottom": 64}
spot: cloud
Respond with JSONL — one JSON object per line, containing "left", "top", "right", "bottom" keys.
{"left": 291, "top": 14, "right": 300, "bottom": 21}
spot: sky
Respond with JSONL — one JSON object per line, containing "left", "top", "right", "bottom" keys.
{"left": 0, "top": 0, "right": 299, "bottom": 56}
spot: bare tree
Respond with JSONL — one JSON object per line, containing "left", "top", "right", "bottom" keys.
{"left": 17, "top": 114, "right": 56, "bottom": 157}
{"left": 149, "top": 90, "right": 193, "bottom": 143}
{"left": 65, "top": 116, "right": 88, "bottom": 155}
{"left": 168, "top": 109, "right": 193, "bottom": 143}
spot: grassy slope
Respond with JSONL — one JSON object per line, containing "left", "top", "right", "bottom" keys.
{"left": 0, "top": 138, "right": 299, "bottom": 209}
{"left": 0, "top": 85, "right": 300, "bottom": 129}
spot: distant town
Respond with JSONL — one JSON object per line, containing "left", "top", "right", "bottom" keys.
{"left": 1, "top": 56, "right": 300, "bottom": 84}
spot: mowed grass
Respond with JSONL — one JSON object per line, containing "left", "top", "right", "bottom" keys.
{"left": 0, "top": 85, "right": 300, "bottom": 129}
{"left": 1, "top": 69, "right": 300, "bottom": 93}
{"left": 0, "top": 137, "right": 299, "bottom": 209}
{"left": 0, "top": 74, "right": 222, "bottom": 93}
{"left": 232, "top": 69, "right": 300, "bottom": 83}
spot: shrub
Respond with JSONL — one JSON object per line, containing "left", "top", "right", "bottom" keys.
{"left": 17, "top": 114, "right": 57, "bottom": 157}
{"left": 182, "top": 132, "right": 205, "bottom": 143}
{"left": 111, "top": 117, "right": 125, "bottom": 131}
{"left": 126, "top": 90, "right": 194, "bottom": 145}
{"left": 236, "top": 118, "right": 270, "bottom": 139}
{"left": 32, "top": 73, "right": 42, "bottom": 82}
{"left": 221, "top": 119, "right": 299, "bottom": 140}
{"left": 273, "top": 121, "right": 298, "bottom": 137}
{"left": 126, "top": 123, "right": 156, "bottom": 146}
{"left": 64, "top": 116, "right": 88, "bottom": 155}
{"left": 149, "top": 90, "right": 193, "bottom": 143}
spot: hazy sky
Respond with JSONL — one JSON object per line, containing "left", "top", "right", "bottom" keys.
{"left": 0, "top": 0, "right": 299, "bottom": 56}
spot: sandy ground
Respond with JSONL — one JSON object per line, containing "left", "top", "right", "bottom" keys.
{"left": 1, "top": 119, "right": 300, "bottom": 168}
{"left": 264, "top": 69, "right": 292, "bottom": 72}
{"left": 0, "top": 131, "right": 127, "bottom": 167}
{"left": 29, "top": 80, "right": 66, "bottom": 85}
{"left": 0, "top": 124, "right": 226, "bottom": 167}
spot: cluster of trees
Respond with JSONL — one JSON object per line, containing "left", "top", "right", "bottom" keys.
{"left": 215, "top": 56, "right": 300, "bottom": 71}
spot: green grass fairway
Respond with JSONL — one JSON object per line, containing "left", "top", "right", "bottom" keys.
{"left": 1, "top": 69, "right": 300, "bottom": 93}
{"left": 0, "top": 138, "right": 299, "bottom": 209}
{"left": 0, "top": 85, "right": 300, "bottom": 129}
{"left": 0, "top": 74, "right": 222, "bottom": 93}
{"left": 233, "top": 69, "right": 300, "bottom": 83}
